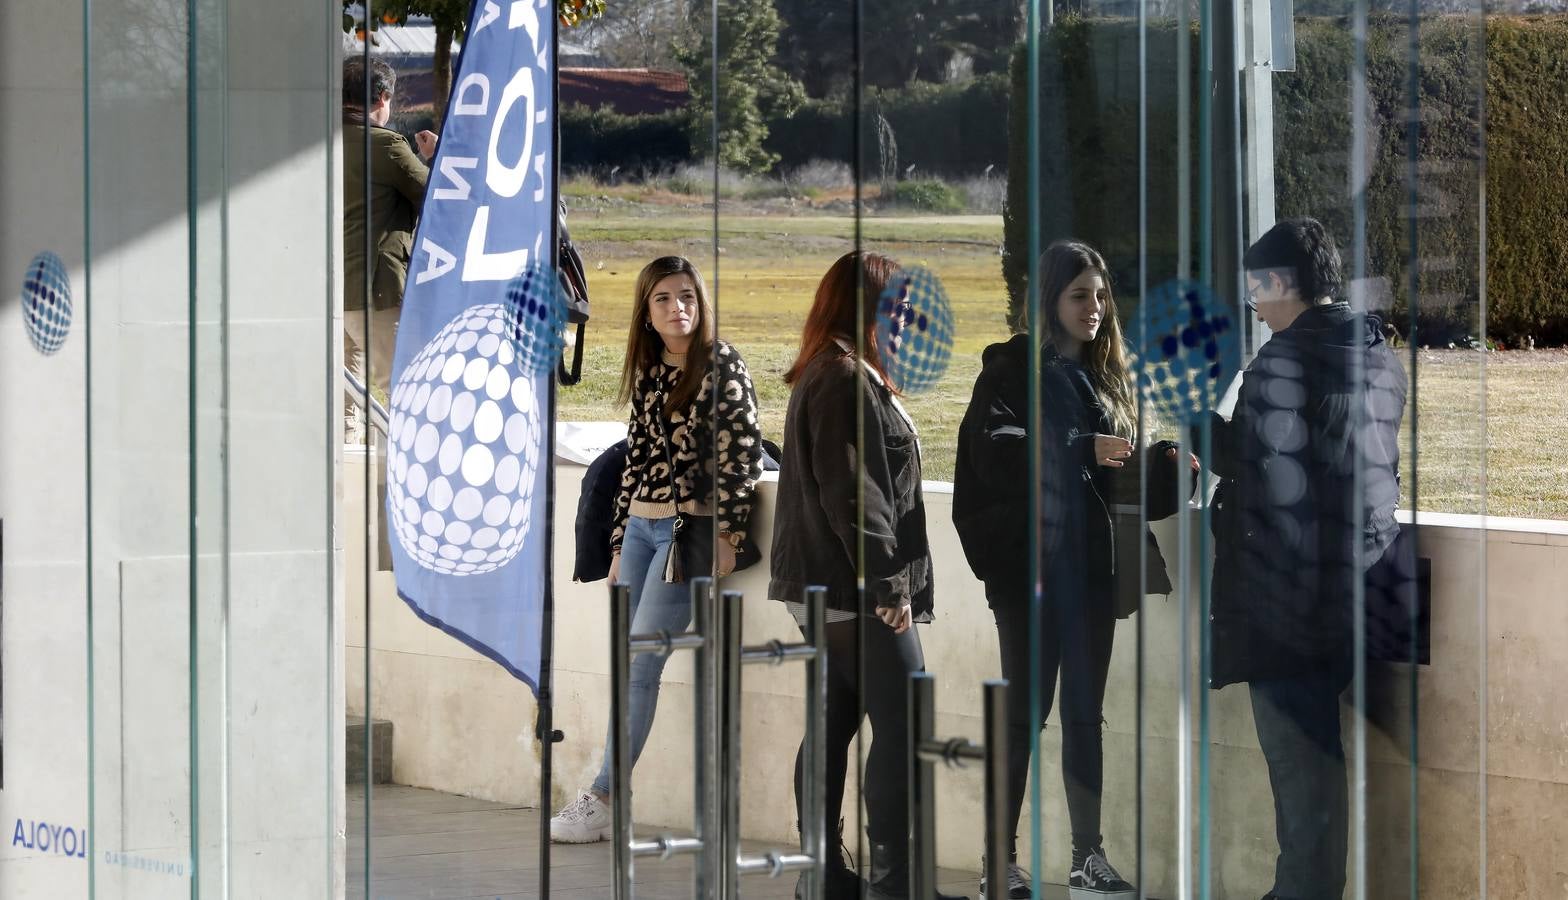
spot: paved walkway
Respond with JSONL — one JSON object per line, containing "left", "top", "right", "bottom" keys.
{"left": 346, "top": 784, "right": 1044, "bottom": 899}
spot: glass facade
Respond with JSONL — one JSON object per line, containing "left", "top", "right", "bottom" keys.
{"left": 1, "top": 0, "right": 1564, "bottom": 897}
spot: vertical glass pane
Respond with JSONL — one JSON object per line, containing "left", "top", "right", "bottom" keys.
{"left": 0, "top": 2, "right": 94, "bottom": 896}
{"left": 215, "top": 0, "right": 338, "bottom": 894}
{"left": 1022, "top": 4, "right": 1184, "bottom": 896}
{"left": 86, "top": 0, "right": 198, "bottom": 893}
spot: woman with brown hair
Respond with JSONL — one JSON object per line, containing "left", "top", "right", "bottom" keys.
{"left": 769, "top": 251, "right": 965, "bottom": 900}
{"left": 551, "top": 256, "right": 762, "bottom": 843}
{"left": 954, "top": 240, "right": 1189, "bottom": 898}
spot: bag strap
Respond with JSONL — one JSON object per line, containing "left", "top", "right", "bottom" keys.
{"left": 558, "top": 320, "right": 586, "bottom": 386}
{"left": 652, "top": 386, "right": 685, "bottom": 534}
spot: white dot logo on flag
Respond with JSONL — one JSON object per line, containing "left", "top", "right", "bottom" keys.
{"left": 385, "top": 303, "right": 543, "bottom": 576}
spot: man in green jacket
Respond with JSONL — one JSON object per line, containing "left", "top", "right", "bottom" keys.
{"left": 343, "top": 56, "right": 436, "bottom": 418}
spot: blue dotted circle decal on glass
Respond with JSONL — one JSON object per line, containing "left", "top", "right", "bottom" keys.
{"left": 502, "top": 262, "right": 570, "bottom": 379}
{"left": 1130, "top": 279, "right": 1240, "bottom": 423}
{"left": 875, "top": 265, "right": 954, "bottom": 395}
{"left": 21, "top": 251, "right": 72, "bottom": 356}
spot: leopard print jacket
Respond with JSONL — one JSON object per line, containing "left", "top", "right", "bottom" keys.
{"left": 610, "top": 340, "right": 763, "bottom": 552}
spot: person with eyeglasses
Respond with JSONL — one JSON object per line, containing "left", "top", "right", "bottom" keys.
{"left": 1203, "top": 217, "right": 1407, "bottom": 900}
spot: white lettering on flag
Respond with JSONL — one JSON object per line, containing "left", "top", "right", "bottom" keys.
{"left": 414, "top": 238, "right": 457, "bottom": 284}
{"left": 510, "top": 0, "right": 539, "bottom": 38}
{"left": 462, "top": 207, "right": 529, "bottom": 282}
{"left": 473, "top": 0, "right": 501, "bottom": 32}
{"left": 433, "top": 156, "right": 478, "bottom": 201}
{"left": 452, "top": 74, "right": 490, "bottom": 117}
{"left": 485, "top": 68, "right": 536, "bottom": 199}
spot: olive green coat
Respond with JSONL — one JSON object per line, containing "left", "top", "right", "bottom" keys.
{"left": 343, "top": 119, "right": 428, "bottom": 311}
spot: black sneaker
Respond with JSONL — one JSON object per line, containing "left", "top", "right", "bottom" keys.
{"left": 1068, "top": 846, "right": 1136, "bottom": 899}
{"left": 978, "top": 857, "right": 1032, "bottom": 899}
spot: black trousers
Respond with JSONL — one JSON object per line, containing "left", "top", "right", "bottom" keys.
{"left": 794, "top": 616, "right": 926, "bottom": 846}
{"left": 1249, "top": 659, "right": 1352, "bottom": 900}
{"left": 991, "top": 582, "right": 1116, "bottom": 858}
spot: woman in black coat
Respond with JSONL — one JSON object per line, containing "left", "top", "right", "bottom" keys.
{"left": 954, "top": 240, "right": 1190, "bottom": 899}
{"left": 769, "top": 251, "right": 962, "bottom": 900}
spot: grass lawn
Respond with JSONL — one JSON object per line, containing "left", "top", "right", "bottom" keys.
{"left": 558, "top": 199, "right": 1568, "bottom": 520}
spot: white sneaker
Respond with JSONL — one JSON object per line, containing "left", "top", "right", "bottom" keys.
{"left": 550, "top": 790, "right": 612, "bottom": 844}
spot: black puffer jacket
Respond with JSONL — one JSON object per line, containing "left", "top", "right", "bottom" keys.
{"left": 954, "top": 335, "right": 1185, "bottom": 615}
{"left": 1204, "top": 303, "right": 1406, "bottom": 687}
{"left": 768, "top": 347, "right": 934, "bottom": 619}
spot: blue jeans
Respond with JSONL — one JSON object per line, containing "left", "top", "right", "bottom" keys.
{"left": 1249, "top": 660, "right": 1352, "bottom": 900}
{"left": 591, "top": 515, "right": 697, "bottom": 796}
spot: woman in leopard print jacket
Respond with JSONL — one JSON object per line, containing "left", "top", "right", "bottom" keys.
{"left": 550, "top": 255, "right": 762, "bottom": 844}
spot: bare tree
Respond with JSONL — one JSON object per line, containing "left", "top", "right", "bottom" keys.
{"left": 575, "top": 0, "right": 697, "bottom": 70}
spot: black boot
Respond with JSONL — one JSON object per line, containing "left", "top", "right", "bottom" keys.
{"left": 795, "top": 819, "right": 867, "bottom": 900}
{"left": 867, "top": 838, "right": 970, "bottom": 900}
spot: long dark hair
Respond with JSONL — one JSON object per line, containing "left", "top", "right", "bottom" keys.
{"left": 1034, "top": 240, "right": 1136, "bottom": 437}
{"left": 617, "top": 256, "right": 715, "bottom": 415}
{"left": 784, "top": 250, "right": 900, "bottom": 390}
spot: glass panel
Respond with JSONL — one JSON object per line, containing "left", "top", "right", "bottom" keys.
{"left": 1021, "top": 5, "right": 1186, "bottom": 896}
{"left": 86, "top": 1, "right": 200, "bottom": 893}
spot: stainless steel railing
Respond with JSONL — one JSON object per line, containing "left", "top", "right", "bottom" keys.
{"left": 719, "top": 586, "right": 829, "bottom": 900}
{"left": 610, "top": 577, "right": 722, "bottom": 898}
{"left": 909, "top": 674, "right": 1009, "bottom": 900}
{"left": 342, "top": 366, "right": 391, "bottom": 437}
{"left": 609, "top": 581, "right": 831, "bottom": 899}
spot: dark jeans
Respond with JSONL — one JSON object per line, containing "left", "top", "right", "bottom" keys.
{"left": 794, "top": 616, "right": 926, "bottom": 846}
{"left": 992, "top": 584, "right": 1116, "bottom": 858}
{"left": 1249, "top": 661, "right": 1352, "bottom": 900}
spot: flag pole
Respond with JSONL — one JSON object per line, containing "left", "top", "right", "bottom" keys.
{"left": 537, "top": 0, "right": 563, "bottom": 895}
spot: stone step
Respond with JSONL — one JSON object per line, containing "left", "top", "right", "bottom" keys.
{"left": 346, "top": 716, "right": 393, "bottom": 785}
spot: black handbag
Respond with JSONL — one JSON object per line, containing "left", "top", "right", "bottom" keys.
{"left": 556, "top": 200, "right": 591, "bottom": 387}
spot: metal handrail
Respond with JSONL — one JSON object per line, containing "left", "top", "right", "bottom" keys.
{"left": 721, "top": 586, "right": 829, "bottom": 900}
{"left": 909, "top": 674, "right": 1009, "bottom": 900}
{"left": 342, "top": 366, "right": 391, "bottom": 437}
{"left": 611, "top": 577, "right": 723, "bottom": 898}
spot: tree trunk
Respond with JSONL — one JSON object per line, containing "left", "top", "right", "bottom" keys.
{"left": 432, "top": 24, "right": 454, "bottom": 129}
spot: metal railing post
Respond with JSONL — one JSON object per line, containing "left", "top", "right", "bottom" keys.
{"left": 694, "top": 577, "right": 720, "bottom": 897}
{"left": 715, "top": 586, "right": 831, "bottom": 897}
{"left": 908, "top": 675, "right": 1010, "bottom": 900}
{"left": 800, "top": 586, "right": 828, "bottom": 900}
{"left": 720, "top": 589, "right": 744, "bottom": 899}
{"left": 909, "top": 673, "right": 939, "bottom": 900}
{"left": 982, "top": 680, "right": 1008, "bottom": 900}
{"left": 608, "top": 577, "right": 717, "bottom": 898}
{"left": 610, "top": 582, "right": 633, "bottom": 900}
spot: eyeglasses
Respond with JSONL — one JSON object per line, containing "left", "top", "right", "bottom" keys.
{"left": 1244, "top": 280, "right": 1263, "bottom": 312}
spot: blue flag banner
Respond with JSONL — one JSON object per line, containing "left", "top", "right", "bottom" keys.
{"left": 384, "top": 0, "right": 555, "bottom": 692}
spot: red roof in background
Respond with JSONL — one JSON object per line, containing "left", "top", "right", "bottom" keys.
{"left": 386, "top": 65, "right": 690, "bottom": 118}
{"left": 559, "top": 68, "right": 690, "bottom": 116}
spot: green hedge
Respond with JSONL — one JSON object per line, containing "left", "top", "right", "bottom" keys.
{"left": 560, "top": 104, "right": 693, "bottom": 175}
{"left": 561, "top": 75, "right": 1012, "bottom": 179}
{"left": 765, "top": 74, "right": 1013, "bottom": 176}
{"left": 1004, "top": 15, "right": 1568, "bottom": 345}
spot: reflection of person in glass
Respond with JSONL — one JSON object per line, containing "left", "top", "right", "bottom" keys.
{"left": 768, "top": 252, "right": 964, "bottom": 900}
{"left": 341, "top": 57, "right": 437, "bottom": 415}
{"left": 1204, "top": 218, "right": 1406, "bottom": 900}
{"left": 550, "top": 257, "right": 763, "bottom": 843}
{"left": 956, "top": 241, "right": 1188, "bottom": 899}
